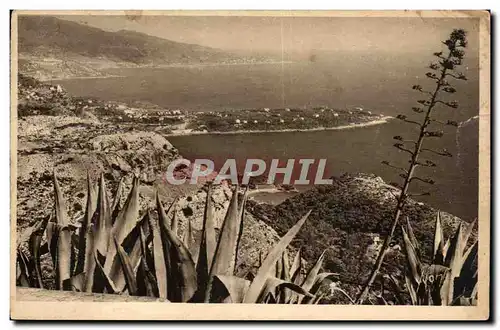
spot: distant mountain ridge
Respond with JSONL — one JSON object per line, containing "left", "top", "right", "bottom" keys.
{"left": 17, "top": 16, "right": 274, "bottom": 80}
{"left": 18, "top": 16, "right": 266, "bottom": 65}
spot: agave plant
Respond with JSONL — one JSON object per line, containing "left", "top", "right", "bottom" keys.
{"left": 400, "top": 213, "right": 478, "bottom": 305}
{"left": 16, "top": 171, "right": 336, "bottom": 303}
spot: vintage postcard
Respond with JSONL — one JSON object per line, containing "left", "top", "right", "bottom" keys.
{"left": 10, "top": 10, "right": 490, "bottom": 320}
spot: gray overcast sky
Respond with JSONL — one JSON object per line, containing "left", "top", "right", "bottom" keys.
{"left": 58, "top": 15, "right": 480, "bottom": 55}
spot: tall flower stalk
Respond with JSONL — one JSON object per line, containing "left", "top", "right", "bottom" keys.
{"left": 356, "top": 29, "right": 468, "bottom": 304}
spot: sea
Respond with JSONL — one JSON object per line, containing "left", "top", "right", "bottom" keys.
{"left": 51, "top": 59, "right": 480, "bottom": 220}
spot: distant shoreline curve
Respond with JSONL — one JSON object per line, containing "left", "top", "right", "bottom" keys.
{"left": 41, "top": 61, "right": 295, "bottom": 81}
{"left": 166, "top": 116, "right": 394, "bottom": 137}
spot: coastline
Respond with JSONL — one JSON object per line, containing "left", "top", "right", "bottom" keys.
{"left": 166, "top": 116, "right": 394, "bottom": 137}
{"left": 39, "top": 61, "right": 294, "bottom": 82}
{"left": 43, "top": 74, "right": 126, "bottom": 82}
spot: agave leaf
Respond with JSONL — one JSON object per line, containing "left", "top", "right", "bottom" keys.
{"left": 63, "top": 272, "right": 86, "bottom": 292}
{"left": 28, "top": 216, "right": 49, "bottom": 288}
{"left": 104, "top": 176, "right": 140, "bottom": 274}
{"left": 156, "top": 193, "right": 178, "bottom": 300}
{"left": 159, "top": 209, "right": 197, "bottom": 302}
{"left": 210, "top": 186, "right": 241, "bottom": 277}
{"left": 210, "top": 275, "right": 251, "bottom": 303}
{"left": 92, "top": 174, "right": 111, "bottom": 256}
{"left": 420, "top": 264, "right": 452, "bottom": 305}
{"left": 243, "top": 210, "right": 310, "bottom": 303}
{"left": 402, "top": 225, "right": 422, "bottom": 285}
{"left": 298, "top": 250, "right": 327, "bottom": 303}
{"left": 46, "top": 214, "right": 58, "bottom": 267}
{"left": 264, "top": 292, "right": 277, "bottom": 304}
{"left": 405, "top": 217, "right": 420, "bottom": 258}
{"left": 171, "top": 205, "right": 179, "bottom": 236}
{"left": 75, "top": 173, "right": 97, "bottom": 275}
{"left": 290, "top": 247, "right": 302, "bottom": 285}
{"left": 53, "top": 171, "right": 73, "bottom": 290}
{"left": 443, "top": 238, "right": 451, "bottom": 257}
{"left": 462, "top": 239, "right": 479, "bottom": 270}
{"left": 444, "top": 223, "right": 464, "bottom": 278}
{"left": 16, "top": 250, "right": 31, "bottom": 287}
{"left": 121, "top": 212, "right": 151, "bottom": 252}
{"left": 330, "top": 286, "right": 356, "bottom": 304}
{"left": 438, "top": 267, "right": 453, "bottom": 306}
{"left": 301, "top": 272, "right": 339, "bottom": 304}
{"left": 282, "top": 252, "right": 290, "bottom": 281}
{"left": 257, "top": 277, "right": 314, "bottom": 303}
{"left": 433, "top": 212, "right": 445, "bottom": 264}
{"left": 204, "top": 187, "right": 242, "bottom": 301}
{"left": 53, "top": 171, "right": 70, "bottom": 228}
{"left": 405, "top": 273, "right": 418, "bottom": 305}
{"left": 57, "top": 227, "right": 72, "bottom": 290}
{"left": 111, "top": 176, "right": 125, "bottom": 225}
{"left": 182, "top": 214, "right": 193, "bottom": 251}
{"left": 279, "top": 251, "right": 291, "bottom": 303}
{"left": 83, "top": 224, "right": 97, "bottom": 292}
{"left": 197, "top": 184, "right": 217, "bottom": 302}
{"left": 462, "top": 218, "right": 477, "bottom": 247}
{"left": 93, "top": 250, "right": 118, "bottom": 294}
{"left": 310, "top": 272, "right": 339, "bottom": 293}
{"left": 109, "top": 234, "right": 143, "bottom": 294}
{"left": 147, "top": 209, "right": 168, "bottom": 300}
{"left": 453, "top": 240, "right": 478, "bottom": 300}
{"left": 137, "top": 226, "right": 160, "bottom": 298}
{"left": 275, "top": 253, "right": 283, "bottom": 279}
{"left": 311, "top": 292, "right": 326, "bottom": 304}
{"left": 114, "top": 235, "right": 138, "bottom": 296}
{"left": 235, "top": 188, "right": 248, "bottom": 270}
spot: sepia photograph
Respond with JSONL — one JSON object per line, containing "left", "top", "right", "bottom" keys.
{"left": 10, "top": 10, "right": 490, "bottom": 320}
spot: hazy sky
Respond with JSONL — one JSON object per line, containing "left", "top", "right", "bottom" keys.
{"left": 58, "top": 15, "right": 480, "bottom": 55}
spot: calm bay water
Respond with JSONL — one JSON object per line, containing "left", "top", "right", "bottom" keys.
{"left": 167, "top": 121, "right": 478, "bottom": 220}
{"left": 53, "top": 60, "right": 479, "bottom": 219}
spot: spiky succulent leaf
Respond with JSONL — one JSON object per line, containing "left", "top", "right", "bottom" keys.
{"left": 298, "top": 250, "right": 327, "bottom": 303}
{"left": 104, "top": 176, "right": 140, "bottom": 274}
{"left": 243, "top": 210, "right": 310, "bottom": 303}
{"left": 444, "top": 223, "right": 464, "bottom": 278}
{"left": 93, "top": 174, "right": 111, "bottom": 256}
{"left": 110, "top": 177, "right": 125, "bottom": 225}
{"left": 210, "top": 186, "right": 241, "bottom": 277}
{"left": 16, "top": 250, "right": 31, "bottom": 287}
{"left": 405, "top": 217, "right": 421, "bottom": 258}
{"left": 57, "top": 227, "right": 72, "bottom": 290}
{"left": 28, "top": 216, "right": 49, "bottom": 288}
{"left": 156, "top": 193, "right": 178, "bottom": 300}
{"left": 64, "top": 272, "right": 86, "bottom": 292}
{"left": 433, "top": 212, "right": 445, "bottom": 264}
{"left": 290, "top": 247, "right": 302, "bottom": 285}
{"left": 53, "top": 171, "right": 72, "bottom": 290}
{"left": 158, "top": 209, "right": 197, "bottom": 302}
{"left": 402, "top": 225, "right": 422, "bottom": 286}
{"left": 147, "top": 209, "right": 168, "bottom": 300}
{"left": 83, "top": 225, "right": 97, "bottom": 292}
{"left": 196, "top": 185, "right": 218, "bottom": 302}
{"left": 257, "top": 277, "right": 314, "bottom": 303}
{"left": 114, "top": 235, "right": 138, "bottom": 295}
{"left": 210, "top": 275, "right": 251, "bottom": 303}
{"left": 183, "top": 215, "right": 194, "bottom": 251}
{"left": 405, "top": 273, "right": 418, "bottom": 305}
{"left": 93, "top": 250, "right": 117, "bottom": 294}
{"left": 75, "top": 173, "right": 97, "bottom": 275}
{"left": 453, "top": 240, "right": 478, "bottom": 301}
{"left": 136, "top": 226, "right": 160, "bottom": 298}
